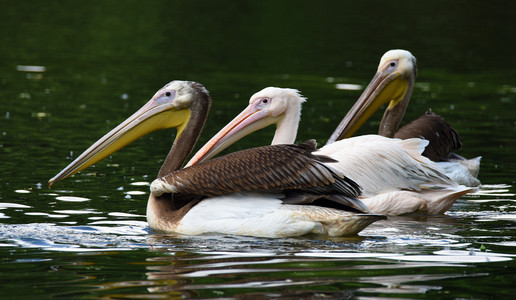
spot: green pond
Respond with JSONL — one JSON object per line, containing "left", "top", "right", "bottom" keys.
{"left": 1, "top": 1, "right": 515, "bottom": 298}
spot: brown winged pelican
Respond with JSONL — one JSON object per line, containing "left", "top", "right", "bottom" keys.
{"left": 48, "top": 81, "right": 384, "bottom": 237}
{"left": 327, "top": 49, "right": 480, "bottom": 186}
{"left": 182, "top": 87, "right": 475, "bottom": 215}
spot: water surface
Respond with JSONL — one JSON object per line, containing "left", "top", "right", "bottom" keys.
{"left": 1, "top": 1, "right": 515, "bottom": 298}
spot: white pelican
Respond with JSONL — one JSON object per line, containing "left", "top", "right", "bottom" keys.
{"left": 48, "top": 81, "right": 384, "bottom": 238}
{"left": 184, "top": 87, "right": 475, "bottom": 215}
{"left": 327, "top": 49, "right": 481, "bottom": 186}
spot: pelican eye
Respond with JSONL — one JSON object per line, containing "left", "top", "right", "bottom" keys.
{"left": 262, "top": 98, "right": 268, "bottom": 103}
{"left": 165, "top": 91, "right": 172, "bottom": 97}
{"left": 390, "top": 61, "right": 396, "bottom": 67}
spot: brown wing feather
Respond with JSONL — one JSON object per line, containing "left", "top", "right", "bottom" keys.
{"left": 395, "top": 109, "right": 462, "bottom": 161}
{"left": 159, "top": 140, "right": 361, "bottom": 198}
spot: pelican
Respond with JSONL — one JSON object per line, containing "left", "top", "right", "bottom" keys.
{"left": 184, "top": 87, "right": 475, "bottom": 215}
{"left": 48, "top": 81, "right": 384, "bottom": 238}
{"left": 327, "top": 49, "right": 481, "bottom": 186}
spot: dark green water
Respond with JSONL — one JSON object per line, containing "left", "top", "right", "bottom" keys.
{"left": 1, "top": 1, "right": 515, "bottom": 298}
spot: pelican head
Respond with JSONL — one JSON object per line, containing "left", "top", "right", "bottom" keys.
{"left": 49, "top": 80, "right": 211, "bottom": 187}
{"left": 186, "top": 87, "right": 305, "bottom": 167}
{"left": 327, "top": 49, "right": 417, "bottom": 143}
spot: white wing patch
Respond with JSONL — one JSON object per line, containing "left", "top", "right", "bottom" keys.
{"left": 318, "top": 135, "right": 454, "bottom": 197}
{"left": 150, "top": 178, "right": 178, "bottom": 196}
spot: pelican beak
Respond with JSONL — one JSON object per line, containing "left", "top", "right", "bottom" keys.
{"left": 48, "top": 88, "right": 190, "bottom": 187}
{"left": 326, "top": 62, "right": 411, "bottom": 144}
{"left": 185, "top": 102, "right": 281, "bottom": 167}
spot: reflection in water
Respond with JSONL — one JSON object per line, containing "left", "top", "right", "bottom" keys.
{"left": 141, "top": 248, "right": 511, "bottom": 298}
{"left": 0, "top": 191, "right": 514, "bottom": 299}
{"left": 55, "top": 196, "right": 91, "bottom": 202}
{"left": 0, "top": 183, "right": 514, "bottom": 298}
{"left": 472, "top": 184, "right": 516, "bottom": 197}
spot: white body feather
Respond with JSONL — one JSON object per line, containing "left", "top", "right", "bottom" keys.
{"left": 147, "top": 194, "right": 382, "bottom": 237}
{"left": 361, "top": 187, "right": 473, "bottom": 215}
{"left": 435, "top": 156, "right": 481, "bottom": 187}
